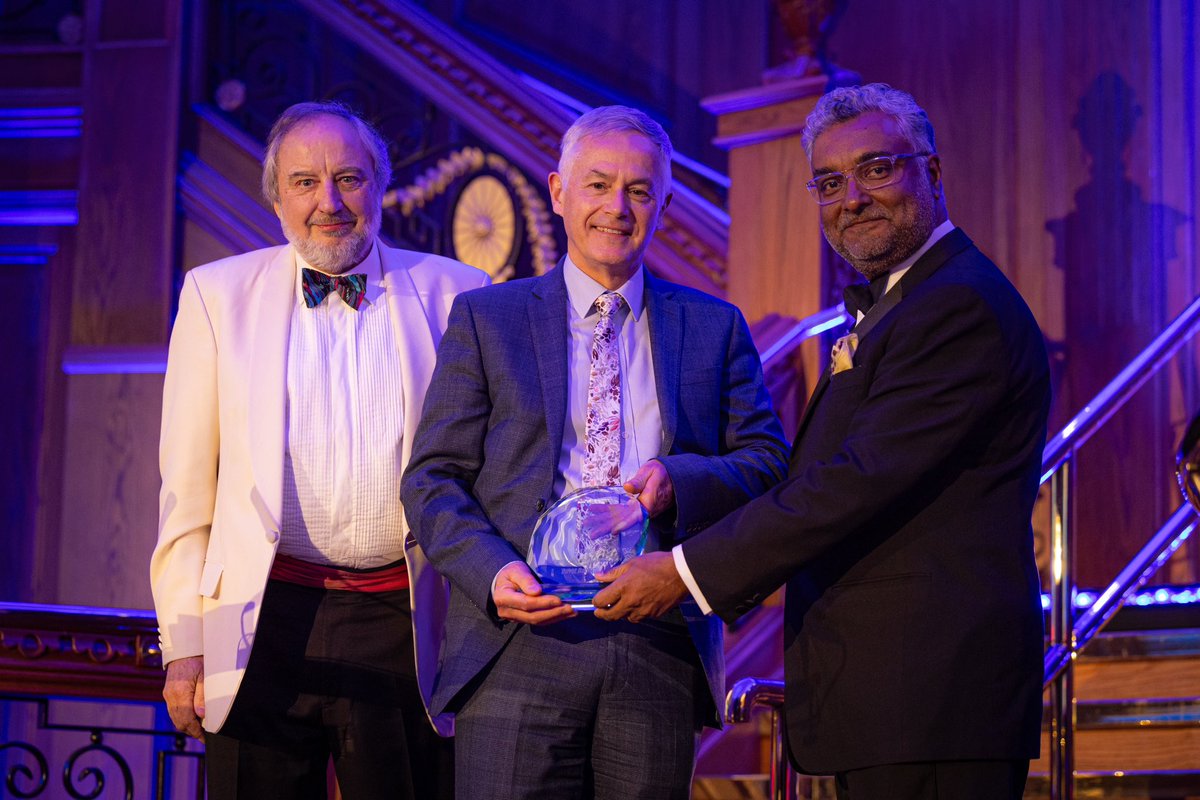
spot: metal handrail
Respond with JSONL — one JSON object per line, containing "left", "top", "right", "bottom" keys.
{"left": 1041, "top": 293, "right": 1200, "bottom": 799}
{"left": 1041, "top": 294, "right": 1200, "bottom": 481}
{"left": 759, "top": 304, "right": 851, "bottom": 367}
{"left": 1043, "top": 506, "right": 1196, "bottom": 684}
{"left": 725, "top": 678, "right": 794, "bottom": 800}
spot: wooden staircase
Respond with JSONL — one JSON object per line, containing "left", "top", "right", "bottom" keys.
{"left": 693, "top": 604, "right": 1200, "bottom": 800}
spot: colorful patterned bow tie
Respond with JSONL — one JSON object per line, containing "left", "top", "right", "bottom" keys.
{"left": 301, "top": 268, "right": 367, "bottom": 310}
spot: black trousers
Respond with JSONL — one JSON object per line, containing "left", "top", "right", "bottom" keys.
{"left": 834, "top": 759, "right": 1030, "bottom": 800}
{"left": 205, "top": 579, "right": 452, "bottom": 800}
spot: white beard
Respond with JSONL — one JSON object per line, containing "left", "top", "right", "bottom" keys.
{"left": 282, "top": 201, "right": 382, "bottom": 274}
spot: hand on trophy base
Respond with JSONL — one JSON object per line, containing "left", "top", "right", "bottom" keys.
{"left": 593, "top": 552, "right": 688, "bottom": 624}
{"left": 493, "top": 561, "right": 576, "bottom": 625}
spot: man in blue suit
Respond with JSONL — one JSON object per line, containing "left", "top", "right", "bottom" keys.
{"left": 596, "top": 85, "right": 1049, "bottom": 800}
{"left": 401, "top": 105, "right": 788, "bottom": 799}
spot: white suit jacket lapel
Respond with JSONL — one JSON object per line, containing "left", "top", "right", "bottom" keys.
{"left": 247, "top": 245, "right": 296, "bottom": 536}
{"left": 379, "top": 244, "right": 439, "bottom": 484}
{"left": 378, "top": 243, "right": 455, "bottom": 735}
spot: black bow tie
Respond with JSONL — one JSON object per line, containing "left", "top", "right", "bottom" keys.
{"left": 842, "top": 276, "right": 889, "bottom": 318}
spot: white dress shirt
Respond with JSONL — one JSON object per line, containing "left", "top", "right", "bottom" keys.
{"left": 278, "top": 243, "right": 407, "bottom": 569}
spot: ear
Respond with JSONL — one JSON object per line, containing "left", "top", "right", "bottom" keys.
{"left": 925, "top": 154, "right": 943, "bottom": 194}
{"left": 659, "top": 190, "right": 673, "bottom": 221}
{"left": 548, "top": 172, "right": 565, "bottom": 216}
{"left": 273, "top": 201, "right": 282, "bottom": 218}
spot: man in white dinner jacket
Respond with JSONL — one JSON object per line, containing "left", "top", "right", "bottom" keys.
{"left": 150, "top": 100, "right": 487, "bottom": 800}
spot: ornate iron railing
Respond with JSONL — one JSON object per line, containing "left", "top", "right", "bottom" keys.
{"left": 0, "top": 602, "right": 203, "bottom": 799}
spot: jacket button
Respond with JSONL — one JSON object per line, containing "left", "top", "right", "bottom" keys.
{"left": 536, "top": 499, "right": 546, "bottom": 512}
{"left": 266, "top": 529, "right": 280, "bottom": 544}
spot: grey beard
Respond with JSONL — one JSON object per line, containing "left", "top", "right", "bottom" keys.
{"left": 829, "top": 202, "right": 935, "bottom": 281}
{"left": 282, "top": 206, "right": 381, "bottom": 274}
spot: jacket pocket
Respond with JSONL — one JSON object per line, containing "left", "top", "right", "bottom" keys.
{"left": 198, "top": 560, "right": 223, "bottom": 598}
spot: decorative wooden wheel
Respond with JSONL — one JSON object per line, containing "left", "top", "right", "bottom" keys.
{"left": 452, "top": 174, "right": 517, "bottom": 279}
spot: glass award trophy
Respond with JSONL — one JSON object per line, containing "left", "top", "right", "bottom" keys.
{"left": 526, "top": 486, "right": 650, "bottom": 610}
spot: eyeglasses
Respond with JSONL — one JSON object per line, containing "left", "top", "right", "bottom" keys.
{"left": 805, "top": 153, "right": 931, "bottom": 205}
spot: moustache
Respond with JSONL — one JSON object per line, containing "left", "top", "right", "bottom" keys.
{"left": 308, "top": 212, "right": 357, "bottom": 225}
{"left": 836, "top": 211, "right": 889, "bottom": 233}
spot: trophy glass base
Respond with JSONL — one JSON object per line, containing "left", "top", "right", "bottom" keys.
{"left": 539, "top": 582, "right": 606, "bottom": 611}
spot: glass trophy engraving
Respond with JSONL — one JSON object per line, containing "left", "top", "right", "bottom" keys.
{"left": 526, "top": 486, "right": 650, "bottom": 610}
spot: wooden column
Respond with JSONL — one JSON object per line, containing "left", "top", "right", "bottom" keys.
{"left": 702, "top": 76, "right": 833, "bottom": 435}
{"left": 50, "top": 0, "right": 183, "bottom": 610}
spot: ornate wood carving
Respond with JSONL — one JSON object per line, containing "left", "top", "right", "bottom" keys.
{"left": 0, "top": 604, "right": 163, "bottom": 703}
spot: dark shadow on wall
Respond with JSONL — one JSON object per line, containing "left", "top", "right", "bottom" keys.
{"left": 1045, "top": 71, "right": 1189, "bottom": 586}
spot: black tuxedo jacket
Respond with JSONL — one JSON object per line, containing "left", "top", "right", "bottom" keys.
{"left": 683, "top": 228, "right": 1049, "bottom": 773}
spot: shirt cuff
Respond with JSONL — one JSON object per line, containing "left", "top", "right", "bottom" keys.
{"left": 672, "top": 544, "right": 713, "bottom": 616}
{"left": 491, "top": 559, "right": 525, "bottom": 599}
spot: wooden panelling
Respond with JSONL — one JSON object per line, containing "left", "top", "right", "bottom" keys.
{"left": 0, "top": 52, "right": 82, "bottom": 90}
{"left": 0, "top": 136, "right": 80, "bottom": 190}
{"left": 69, "top": 2, "right": 181, "bottom": 347}
{"left": 706, "top": 80, "right": 829, "bottom": 433}
{"left": 58, "top": 372, "right": 162, "bottom": 609}
{"left": 0, "top": 262, "right": 47, "bottom": 603}
{"left": 31, "top": 229, "right": 76, "bottom": 606}
{"left": 98, "top": 0, "right": 168, "bottom": 42}
{"left": 194, "top": 108, "right": 270, "bottom": 203}
{"left": 180, "top": 216, "right": 239, "bottom": 273}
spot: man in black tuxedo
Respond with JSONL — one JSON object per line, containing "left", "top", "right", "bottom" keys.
{"left": 595, "top": 83, "right": 1049, "bottom": 800}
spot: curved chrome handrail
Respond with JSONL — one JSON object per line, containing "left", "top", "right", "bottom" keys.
{"left": 1042, "top": 294, "right": 1200, "bottom": 481}
{"left": 724, "top": 678, "right": 794, "bottom": 800}
{"left": 1040, "top": 293, "right": 1200, "bottom": 798}
{"left": 759, "top": 304, "right": 852, "bottom": 367}
{"left": 725, "top": 677, "right": 785, "bottom": 723}
{"left": 1043, "top": 506, "right": 1196, "bottom": 684}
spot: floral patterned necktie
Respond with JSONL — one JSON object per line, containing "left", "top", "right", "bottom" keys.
{"left": 301, "top": 268, "right": 367, "bottom": 310}
{"left": 582, "top": 291, "right": 627, "bottom": 487}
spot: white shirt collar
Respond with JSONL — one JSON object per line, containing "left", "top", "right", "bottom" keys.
{"left": 884, "top": 218, "right": 956, "bottom": 293}
{"left": 562, "top": 256, "right": 646, "bottom": 321}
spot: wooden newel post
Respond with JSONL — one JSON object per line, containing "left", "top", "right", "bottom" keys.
{"left": 702, "top": 76, "right": 841, "bottom": 435}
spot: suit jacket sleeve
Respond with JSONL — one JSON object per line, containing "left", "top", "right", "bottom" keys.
{"left": 150, "top": 271, "right": 219, "bottom": 663}
{"left": 401, "top": 292, "right": 523, "bottom": 615}
{"left": 683, "top": 280, "right": 1046, "bottom": 622}
{"left": 658, "top": 306, "right": 789, "bottom": 540}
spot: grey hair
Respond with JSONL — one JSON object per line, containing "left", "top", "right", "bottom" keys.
{"left": 261, "top": 101, "right": 391, "bottom": 205}
{"left": 559, "top": 105, "right": 673, "bottom": 187}
{"left": 801, "top": 83, "right": 936, "bottom": 159}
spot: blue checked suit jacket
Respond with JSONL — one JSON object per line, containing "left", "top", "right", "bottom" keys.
{"left": 402, "top": 265, "right": 788, "bottom": 726}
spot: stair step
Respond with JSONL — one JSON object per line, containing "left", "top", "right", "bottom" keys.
{"left": 1080, "top": 629, "right": 1200, "bottom": 660}
{"left": 1067, "top": 628, "right": 1200, "bottom": 702}
{"left": 1073, "top": 697, "right": 1200, "bottom": 726}
{"left": 1034, "top": 726, "right": 1200, "bottom": 772}
{"left": 1024, "top": 770, "right": 1200, "bottom": 799}
{"left": 695, "top": 771, "right": 1200, "bottom": 799}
